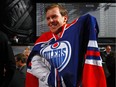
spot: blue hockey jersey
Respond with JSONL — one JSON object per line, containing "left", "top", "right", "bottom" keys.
{"left": 26, "top": 14, "right": 106, "bottom": 87}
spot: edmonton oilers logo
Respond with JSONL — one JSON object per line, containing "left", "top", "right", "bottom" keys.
{"left": 40, "top": 41, "right": 71, "bottom": 72}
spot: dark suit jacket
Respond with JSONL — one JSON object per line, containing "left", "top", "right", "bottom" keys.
{"left": 9, "top": 65, "right": 27, "bottom": 87}
{"left": 101, "top": 51, "right": 115, "bottom": 72}
{"left": 100, "top": 51, "right": 115, "bottom": 87}
{"left": 0, "top": 31, "right": 16, "bottom": 87}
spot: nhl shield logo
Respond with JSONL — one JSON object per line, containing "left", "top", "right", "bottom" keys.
{"left": 40, "top": 41, "right": 71, "bottom": 72}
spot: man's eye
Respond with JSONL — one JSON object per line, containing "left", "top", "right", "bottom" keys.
{"left": 47, "top": 17, "right": 50, "bottom": 20}
{"left": 52, "top": 15, "right": 57, "bottom": 19}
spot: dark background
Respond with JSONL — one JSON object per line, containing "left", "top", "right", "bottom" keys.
{"left": 0, "top": 0, "right": 36, "bottom": 45}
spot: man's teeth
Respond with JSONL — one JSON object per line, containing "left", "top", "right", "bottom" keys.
{"left": 52, "top": 25, "right": 55, "bottom": 27}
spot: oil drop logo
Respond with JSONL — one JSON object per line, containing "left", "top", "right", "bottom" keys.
{"left": 40, "top": 41, "right": 71, "bottom": 72}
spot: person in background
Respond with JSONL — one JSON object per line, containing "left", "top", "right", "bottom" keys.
{"left": 0, "top": 30, "right": 16, "bottom": 87}
{"left": 101, "top": 45, "right": 115, "bottom": 87}
{"left": 9, "top": 53, "right": 27, "bottom": 87}
{"left": 26, "top": 3, "right": 106, "bottom": 87}
{"left": 23, "top": 46, "right": 31, "bottom": 59}
{"left": 15, "top": 53, "right": 27, "bottom": 72}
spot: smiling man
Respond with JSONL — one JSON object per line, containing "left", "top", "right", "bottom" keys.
{"left": 45, "top": 5, "right": 68, "bottom": 34}
{"left": 26, "top": 3, "right": 106, "bottom": 87}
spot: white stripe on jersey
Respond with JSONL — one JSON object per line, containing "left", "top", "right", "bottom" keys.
{"left": 85, "top": 59, "right": 102, "bottom": 66}
{"left": 88, "top": 40, "right": 98, "bottom": 48}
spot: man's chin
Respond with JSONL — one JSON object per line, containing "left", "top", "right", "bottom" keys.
{"left": 50, "top": 29, "right": 57, "bottom": 33}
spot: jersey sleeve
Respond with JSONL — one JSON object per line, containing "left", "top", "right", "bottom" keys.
{"left": 81, "top": 14, "right": 106, "bottom": 87}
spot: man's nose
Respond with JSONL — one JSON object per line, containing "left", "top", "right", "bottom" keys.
{"left": 49, "top": 18, "right": 54, "bottom": 22}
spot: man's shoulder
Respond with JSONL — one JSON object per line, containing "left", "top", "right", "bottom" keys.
{"left": 101, "top": 51, "right": 106, "bottom": 53}
{"left": 20, "top": 65, "right": 27, "bottom": 74}
{"left": 100, "top": 51, "right": 107, "bottom": 56}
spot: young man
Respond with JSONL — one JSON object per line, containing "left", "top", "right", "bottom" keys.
{"left": 26, "top": 3, "right": 106, "bottom": 87}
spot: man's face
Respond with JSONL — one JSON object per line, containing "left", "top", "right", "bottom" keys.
{"left": 106, "top": 46, "right": 111, "bottom": 53}
{"left": 15, "top": 57, "right": 21, "bottom": 67}
{"left": 46, "top": 7, "right": 67, "bottom": 34}
{"left": 16, "top": 60, "right": 20, "bottom": 67}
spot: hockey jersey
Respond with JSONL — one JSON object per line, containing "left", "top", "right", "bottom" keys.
{"left": 26, "top": 14, "right": 106, "bottom": 87}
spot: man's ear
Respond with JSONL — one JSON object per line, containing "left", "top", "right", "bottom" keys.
{"left": 64, "top": 16, "right": 68, "bottom": 23}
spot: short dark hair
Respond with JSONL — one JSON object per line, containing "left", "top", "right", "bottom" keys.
{"left": 15, "top": 53, "right": 27, "bottom": 63}
{"left": 45, "top": 3, "right": 68, "bottom": 17}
